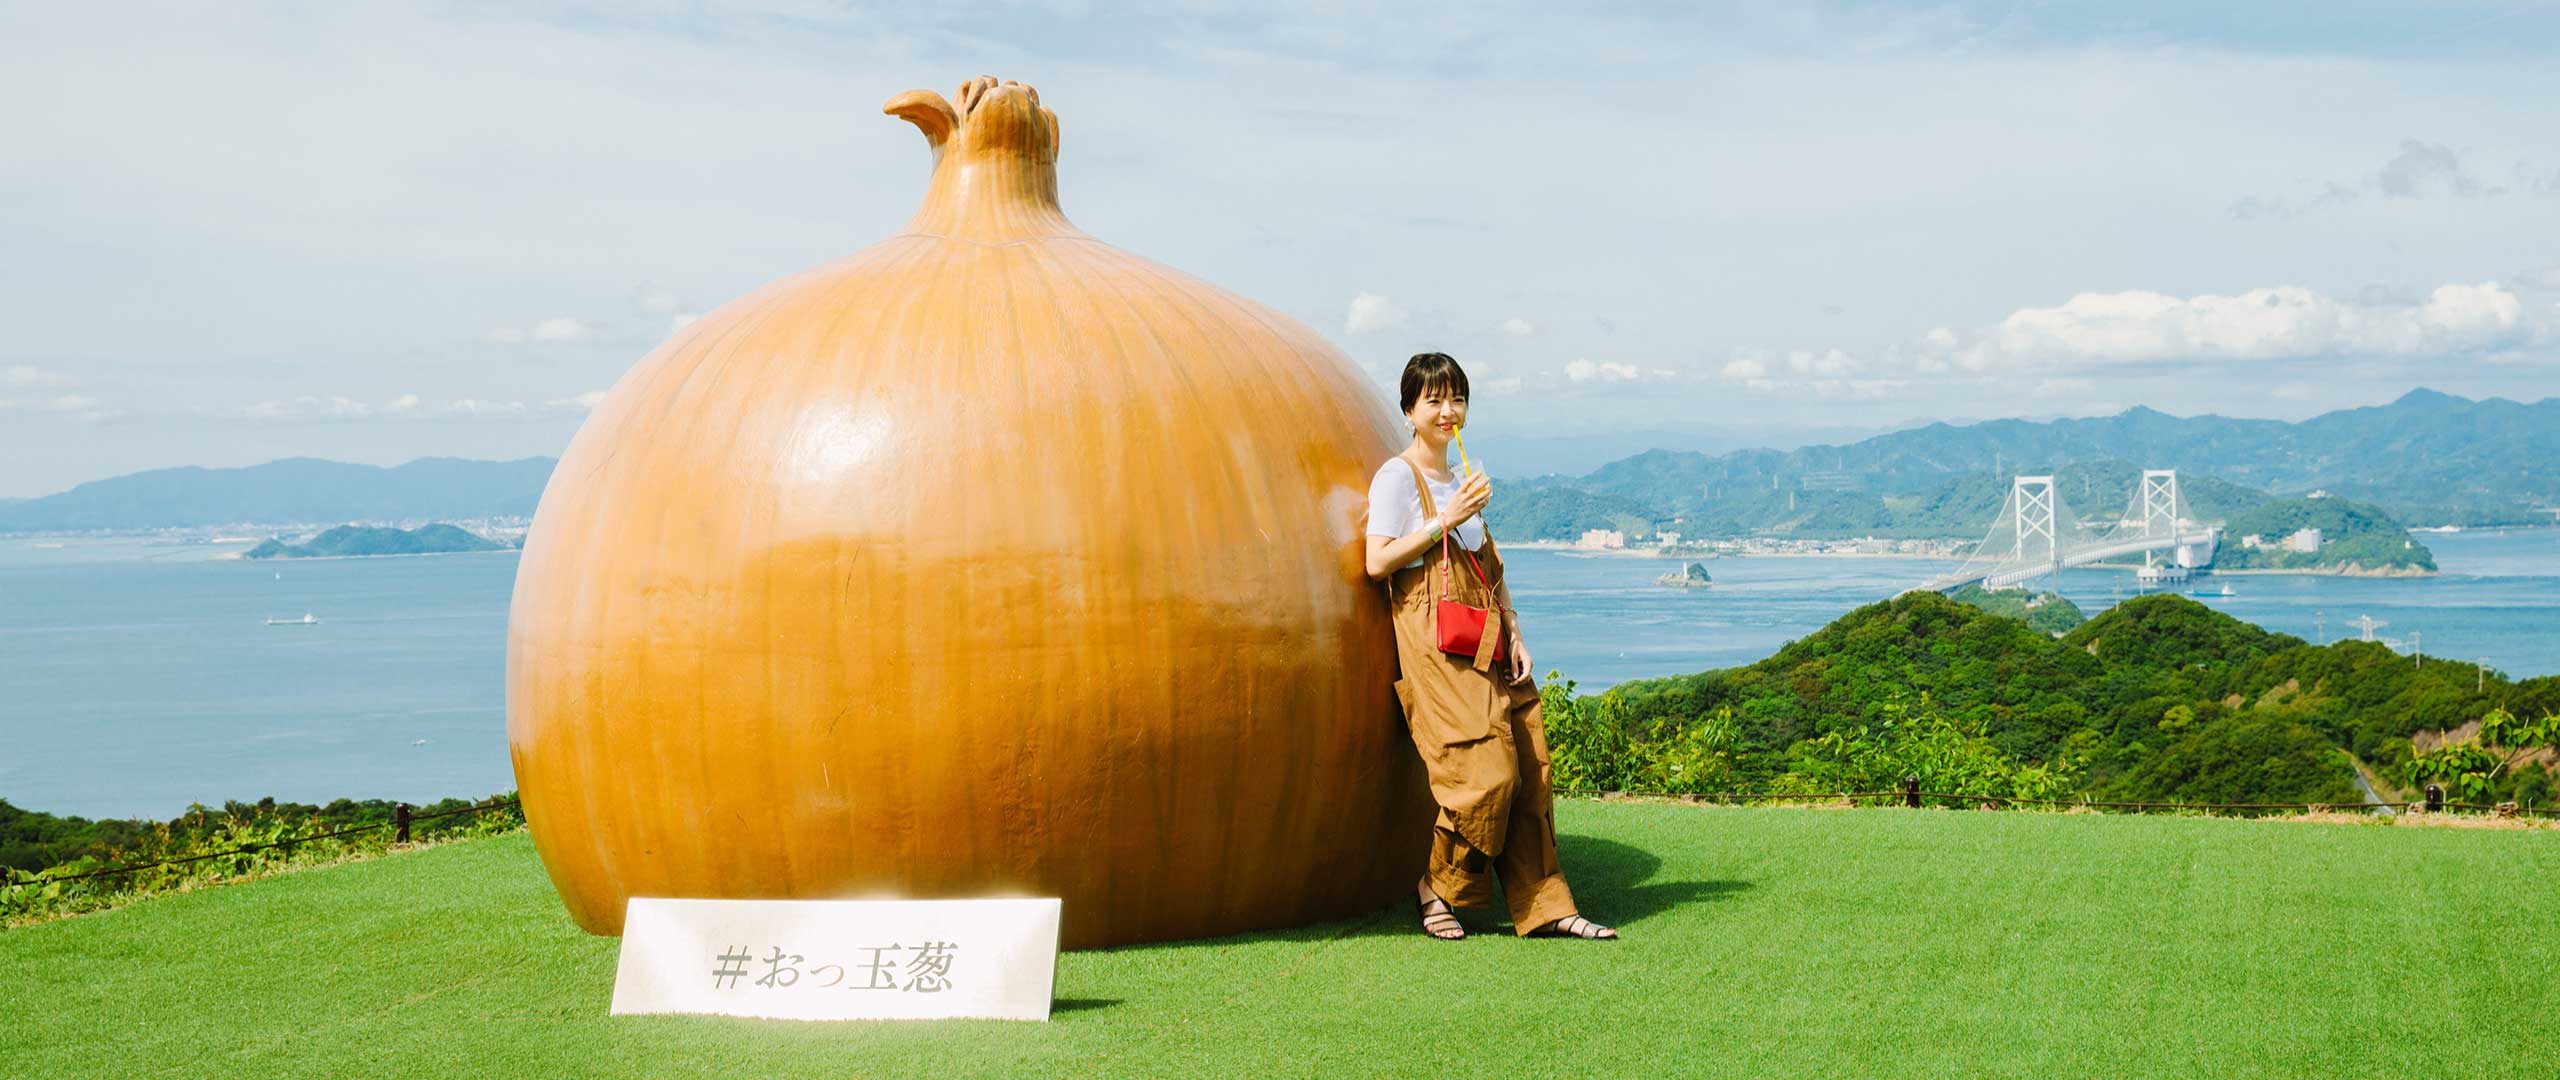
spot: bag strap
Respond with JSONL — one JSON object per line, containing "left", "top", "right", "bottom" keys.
{"left": 1402, "top": 457, "right": 1497, "bottom": 604}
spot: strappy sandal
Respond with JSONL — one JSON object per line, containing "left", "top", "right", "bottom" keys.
{"left": 1529, "top": 913, "right": 1618, "bottom": 940}
{"left": 1416, "top": 893, "right": 1465, "bottom": 940}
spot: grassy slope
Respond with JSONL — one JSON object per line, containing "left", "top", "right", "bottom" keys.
{"left": 5, "top": 801, "right": 2556, "bottom": 1079}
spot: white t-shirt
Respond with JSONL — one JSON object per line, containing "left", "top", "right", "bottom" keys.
{"left": 1366, "top": 458, "right": 1488, "bottom": 570}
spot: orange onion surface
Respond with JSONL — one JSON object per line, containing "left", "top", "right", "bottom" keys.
{"left": 506, "top": 76, "right": 1433, "bottom": 947}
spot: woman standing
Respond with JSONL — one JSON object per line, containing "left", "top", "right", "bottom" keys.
{"left": 1364, "top": 352, "right": 1618, "bottom": 942}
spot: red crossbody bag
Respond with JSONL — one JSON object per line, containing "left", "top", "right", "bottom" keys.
{"left": 1405, "top": 459, "right": 1508, "bottom": 671}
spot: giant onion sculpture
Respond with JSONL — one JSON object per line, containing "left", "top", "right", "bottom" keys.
{"left": 506, "top": 76, "right": 1433, "bottom": 947}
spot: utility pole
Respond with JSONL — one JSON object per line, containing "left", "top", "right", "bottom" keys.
{"left": 2314, "top": 610, "right": 2325, "bottom": 645}
{"left": 2479, "top": 659, "right": 2488, "bottom": 693}
{"left": 2412, "top": 631, "right": 2421, "bottom": 667}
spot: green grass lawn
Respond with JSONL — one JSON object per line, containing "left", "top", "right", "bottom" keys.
{"left": 5, "top": 801, "right": 2556, "bottom": 1079}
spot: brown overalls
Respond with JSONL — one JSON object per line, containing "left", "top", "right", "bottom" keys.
{"left": 1386, "top": 458, "right": 1579, "bottom": 934}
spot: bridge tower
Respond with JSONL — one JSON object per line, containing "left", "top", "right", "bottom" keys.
{"left": 2011, "top": 475, "right": 2058, "bottom": 582}
{"left": 2140, "top": 469, "right": 2177, "bottom": 569}
{"left": 2140, "top": 470, "right": 2179, "bottom": 537}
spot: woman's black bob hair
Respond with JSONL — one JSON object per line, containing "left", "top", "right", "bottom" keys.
{"left": 1398, "top": 352, "right": 1469, "bottom": 414}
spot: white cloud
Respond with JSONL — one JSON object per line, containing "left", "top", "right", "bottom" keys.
{"left": 1788, "top": 349, "right": 1860, "bottom": 378}
{"left": 442, "top": 398, "right": 532, "bottom": 418}
{"left": 1, "top": 365, "right": 75, "bottom": 388}
{"left": 2230, "top": 137, "right": 2534, "bottom": 220}
{"left": 1562, "top": 358, "right": 1675, "bottom": 383}
{"left": 488, "top": 316, "right": 594, "bottom": 344}
{"left": 530, "top": 317, "right": 591, "bottom": 342}
{"left": 241, "top": 395, "right": 378, "bottom": 420}
{"left": 633, "top": 285, "right": 681, "bottom": 314}
{"left": 8, "top": 6, "right": 2560, "bottom": 493}
{"left": 1717, "top": 348, "right": 1862, "bottom": 385}
{"left": 1344, "top": 292, "right": 1409, "bottom": 336}
{"left": 1944, "top": 282, "right": 2541, "bottom": 369}
{"left": 1497, "top": 318, "right": 1534, "bottom": 337}
{"left": 231, "top": 393, "right": 594, "bottom": 422}
{"left": 2518, "top": 267, "right": 2560, "bottom": 292}
{"left": 668, "top": 313, "right": 700, "bottom": 335}
{"left": 0, "top": 393, "right": 115, "bottom": 420}
{"left": 1810, "top": 378, "right": 1905, "bottom": 399}
{"left": 2375, "top": 139, "right": 2485, "bottom": 199}
{"left": 1482, "top": 375, "right": 1523, "bottom": 395}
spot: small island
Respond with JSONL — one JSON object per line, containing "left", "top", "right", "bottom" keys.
{"left": 243, "top": 524, "right": 510, "bottom": 560}
{"left": 2212, "top": 496, "right": 2436, "bottom": 576}
{"left": 1654, "top": 562, "right": 1713, "bottom": 588}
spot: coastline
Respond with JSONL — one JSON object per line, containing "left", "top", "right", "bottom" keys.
{"left": 227, "top": 548, "right": 520, "bottom": 563}
{"left": 2208, "top": 565, "right": 2437, "bottom": 578}
{"left": 2084, "top": 562, "right": 2438, "bottom": 579}
{"left": 1505, "top": 541, "right": 1960, "bottom": 560}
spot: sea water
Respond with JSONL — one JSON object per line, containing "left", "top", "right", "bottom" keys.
{"left": 4, "top": 529, "right": 2555, "bottom": 819}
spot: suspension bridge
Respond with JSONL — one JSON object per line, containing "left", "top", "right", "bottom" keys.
{"left": 1920, "top": 469, "right": 2222, "bottom": 592}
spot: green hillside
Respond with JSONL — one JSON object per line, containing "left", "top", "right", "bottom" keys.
{"left": 244, "top": 523, "right": 508, "bottom": 559}
{"left": 1580, "top": 591, "right": 2558, "bottom": 807}
{"left": 1947, "top": 584, "right": 2085, "bottom": 635}
{"left": 1480, "top": 485, "right": 1667, "bottom": 541}
{"left": 6, "top": 807, "right": 2556, "bottom": 1078}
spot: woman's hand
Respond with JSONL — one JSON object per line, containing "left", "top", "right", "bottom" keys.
{"left": 1445, "top": 471, "right": 1491, "bottom": 527}
{"left": 1506, "top": 622, "right": 1533, "bottom": 685}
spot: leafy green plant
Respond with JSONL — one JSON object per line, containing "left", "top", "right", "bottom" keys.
{"left": 2406, "top": 708, "right": 2560, "bottom": 804}
{"left": 2, "top": 795, "right": 521, "bottom": 926}
{"left": 1772, "top": 690, "right": 2078, "bottom": 802}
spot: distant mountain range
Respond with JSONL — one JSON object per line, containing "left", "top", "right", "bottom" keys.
{"left": 3, "top": 389, "right": 2551, "bottom": 536}
{"left": 1489, "top": 388, "right": 2560, "bottom": 539}
{"left": 0, "top": 457, "right": 555, "bottom": 533}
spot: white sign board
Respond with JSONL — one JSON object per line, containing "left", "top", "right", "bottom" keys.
{"left": 609, "top": 897, "right": 1061, "bottom": 1022}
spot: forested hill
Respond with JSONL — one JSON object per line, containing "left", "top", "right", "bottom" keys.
{"left": 2216, "top": 496, "right": 2436, "bottom": 573}
{"left": 1575, "top": 591, "right": 2560, "bottom": 808}
{"left": 0, "top": 457, "right": 556, "bottom": 532}
{"left": 243, "top": 524, "right": 510, "bottom": 559}
{"left": 1488, "top": 389, "right": 2558, "bottom": 539}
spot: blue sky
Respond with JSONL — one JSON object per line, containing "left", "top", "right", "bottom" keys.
{"left": 3, "top": 2, "right": 2556, "bottom": 496}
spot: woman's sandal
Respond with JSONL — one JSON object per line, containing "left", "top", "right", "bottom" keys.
{"left": 1530, "top": 913, "right": 1618, "bottom": 940}
{"left": 1416, "top": 893, "right": 1465, "bottom": 940}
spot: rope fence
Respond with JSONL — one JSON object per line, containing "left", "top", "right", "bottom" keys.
{"left": 17, "top": 796, "right": 523, "bottom": 886}
{"left": 1558, "top": 779, "right": 2560, "bottom": 820}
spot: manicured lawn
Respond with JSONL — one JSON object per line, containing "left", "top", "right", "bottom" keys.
{"left": 5, "top": 801, "right": 2555, "bottom": 1078}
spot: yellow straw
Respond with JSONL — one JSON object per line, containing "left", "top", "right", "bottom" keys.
{"left": 1453, "top": 423, "right": 1473, "bottom": 479}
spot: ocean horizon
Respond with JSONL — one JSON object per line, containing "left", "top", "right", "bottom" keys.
{"left": 5, "top": 528, "right": 2555, "bottom": 820}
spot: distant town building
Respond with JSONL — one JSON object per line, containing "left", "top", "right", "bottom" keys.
{"left": 1576, "top": 529, "right": 1627, "bottom": 550}
{"left": 1655, "top": 531, "right": 1682, "bottom": 548}
{"left": 2307, "top": 489, "right": 2331, "bottom": 499}
{"left": 2240, "top": 533, "right": 2264, "bottom": 550}
{"left": 2284, "top": 528, "right": 2322, "bottom": 553}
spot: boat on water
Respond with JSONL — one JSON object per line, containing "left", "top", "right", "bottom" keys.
{"left": 266, "top": 612, "right": 319, "bottom": 626}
